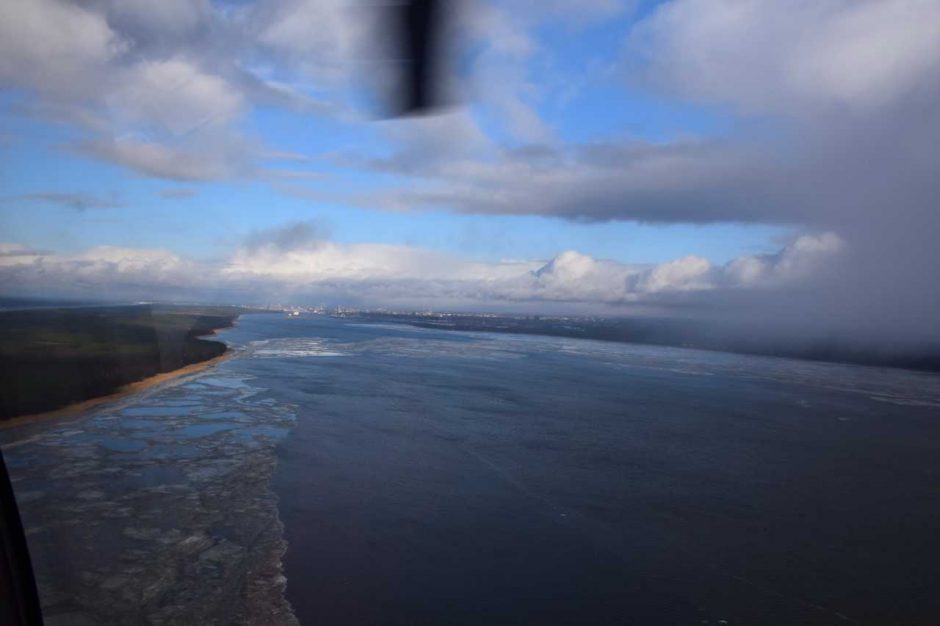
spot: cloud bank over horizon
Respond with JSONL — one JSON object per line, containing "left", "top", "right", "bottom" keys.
{"left": 0, "top": 225, "right": 843, "bottom": 315}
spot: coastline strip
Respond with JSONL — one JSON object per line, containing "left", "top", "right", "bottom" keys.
{"left": 0, "top": 350, "right": 234, "bottom": 430}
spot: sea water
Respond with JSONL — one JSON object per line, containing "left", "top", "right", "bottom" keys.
{"left": 4, "top": 313, "right": 940, "bottom": 625}
{"left": 219, "top": 314, "right": 940, "bottom": 625}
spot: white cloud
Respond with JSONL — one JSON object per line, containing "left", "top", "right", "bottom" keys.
{"left": 462, "top": 3, "right": 554, "bottom": 144}
{"left": 524, "top": 251, "right": 636, "bottom": 302}
{"left": 0, "top": 232, "right": 844, "bottom": 309}
{"left": 73, "top": 246, "right": 190, "bottom": 277}
{"left": 629, "top": 0, "right": 940, "bottom": 115}
{"left": 225, "top": 242, "right": 450, "bottom": 282}
{"left": 771, "top": 232, "right": 844, "bottom": 280}
{"left": 98, "top": 0, "right": 210, "bottom": 40}
{"left": 0, "top": 0, "right": 121, "bottom": 98}
{"left": 717, "top": 233, "right": 844, "bottom": 289}
{"left": 457, "top": 0, "right": 625, "bottom": 143}
{"left": 253, "top": 0, "right": 366, "bottom": 83}
{"left": 634, "top": 255, "right": 712, "bottom": 294}
{"left": 79, "top": 135, "right": 252, "bottom": 181}
{"left": 0, "top": 245, "right": 196, "bottom": 296}
{"left": 0, "top": 243, "right": 45, "bottom": 261}
{"left": 0, "top": 0, "right": 261, "bottom": 180}
{"left": 542, "top": 0, "right": 625, "bottom": 21}
{"left": 109, "top": 58, "right": 245, "bottom": 137}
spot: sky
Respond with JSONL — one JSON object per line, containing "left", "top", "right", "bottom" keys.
{"left": 0, "top": 0, "right": 938, "bottom": 348}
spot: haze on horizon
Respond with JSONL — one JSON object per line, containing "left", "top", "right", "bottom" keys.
{"left": 1, "top": 0, "right": 939, "bottom": 353}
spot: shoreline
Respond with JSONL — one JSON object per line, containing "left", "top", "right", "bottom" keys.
{"left": 2, "top": 320, "right": 299, "bottom": 623}
{"left": 0, "top": 350, "right": 235, "bottom": 430}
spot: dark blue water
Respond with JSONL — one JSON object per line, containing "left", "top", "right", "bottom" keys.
{"left": 220, "top": 314, "right": 940, "bottom": 625}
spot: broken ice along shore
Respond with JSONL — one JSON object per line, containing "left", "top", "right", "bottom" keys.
{"left": 0, "top": 347, "right": 299, "bottom": 625}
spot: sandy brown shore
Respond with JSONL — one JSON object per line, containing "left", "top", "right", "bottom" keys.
{"left": 0, "top": 350, "right": 235, "bottom": 430}
{"left": 1, "top": 339, "right": 298, "bottom": 624}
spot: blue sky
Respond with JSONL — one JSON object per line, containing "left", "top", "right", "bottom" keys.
{"left": 0, "top": 0, "right": 787, "bottom": 270}
{"left": 1, "top": 0, "right": 937, "bottom": 339}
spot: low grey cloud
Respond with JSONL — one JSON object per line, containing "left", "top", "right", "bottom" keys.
{"left": 351, "top": 138, "right": 795, "bottom": 224}
{"left": 77, "top": 135, "right": 255, "bottom": 182}
{"left": 159, "top": 188, "right": 197, "bottom": 199}
{"left": 10, "top": 192, "right": 124, "bottom": 211}
{"left": 0, "top": 244, "right": 51, "bottom": 257}
{"left": 243, "top": 221, "right": 333, "bottom": 253}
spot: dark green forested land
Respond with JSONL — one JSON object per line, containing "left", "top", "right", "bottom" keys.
{"left": 0, "top": 305, "right": 247, "bottom": 420}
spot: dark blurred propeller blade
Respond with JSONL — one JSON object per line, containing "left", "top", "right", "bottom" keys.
{"left": 1, "top": 449, "right": 43, "bottom": 626}
{"left": 391, "top": 0, "right": 446, "bottom": 115}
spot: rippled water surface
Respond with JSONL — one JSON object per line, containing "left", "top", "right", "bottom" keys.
{"left": 220, "top": 314, "right": 940, "bottom": 626}
{"left": 1, "top": 340, "right": 297, "bottom": 624}
{"left": 4, "top": 313, "right": 940, "bottom": 625}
